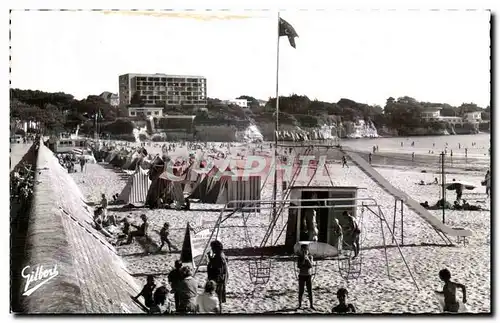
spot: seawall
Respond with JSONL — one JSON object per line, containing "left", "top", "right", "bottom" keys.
{"left": 11, "top": 141, "right": 144, "bottom": 314}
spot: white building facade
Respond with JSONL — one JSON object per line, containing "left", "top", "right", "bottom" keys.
{"left": 128, "top": 106, "right": 164, "bottom": 117}
{"left": 119, "top": 73, "right": 207, "bottom": 109}
{"left": 223, "top": 99, "right": 249, "bottom": 108}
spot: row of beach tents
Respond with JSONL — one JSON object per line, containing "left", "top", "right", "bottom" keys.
{"left": 92, "top": 144, "right": 264, "bottom": 209}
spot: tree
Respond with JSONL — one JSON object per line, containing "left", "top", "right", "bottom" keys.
{"left": 130, "top": 91, "right": 144, "bottom": 106}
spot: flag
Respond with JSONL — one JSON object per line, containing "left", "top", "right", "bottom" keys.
{"left": 279, "top": 17, "right": 298, "bottom": 48}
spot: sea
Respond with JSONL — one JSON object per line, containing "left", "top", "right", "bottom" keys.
{"left": 339, "top": 133, "right": 491, "bottom": 158}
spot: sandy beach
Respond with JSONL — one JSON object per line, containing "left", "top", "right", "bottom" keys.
{"left": 71, "top": 143, "right": 490, "bottom": 314}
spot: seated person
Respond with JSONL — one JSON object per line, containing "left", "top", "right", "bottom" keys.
{"left": 420, "top": 201, "right": 430, "bottom": 209}
{"left": 149, "top": 285, "right": 171, "bottom": 314}
{"left": 417, "top": 180, "right": 425, "bottom": 185}
{"left": 182, "top": 198, "right": 191, "bottom": 211}
{"left": 452, "top": 200, "right": 463, "bottom": 210}
{"left": 332, "top": 288, "right": 356, "bottom": 313}
{"left": 433, "top": 177, "right": 439, "bottom": 185}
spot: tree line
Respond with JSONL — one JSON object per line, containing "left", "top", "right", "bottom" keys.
{"left": 10, "top": 88, "right": 490, "bottom": 137}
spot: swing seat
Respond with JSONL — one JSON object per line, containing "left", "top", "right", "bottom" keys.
{"left": 338, "top": 255, "right": 362, "bottom": 280}
{"left": 452, "top": 228, "right": 469, "bottom": 246}
{"left": 248, "top": 258, "right": 272, "bottom": 285}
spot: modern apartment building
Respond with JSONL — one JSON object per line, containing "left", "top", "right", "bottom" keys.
{"left": 119, "top": 73, "right": 207, "bottom": 109}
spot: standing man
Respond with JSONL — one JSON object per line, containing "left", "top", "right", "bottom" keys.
{"left": 297, "top": 243, "right": 315, "bottom": 310}
{"left": 79, "top": 156, "right": 86, "bottom": 173}
{"left": 485, "top": 170, "right": 491, "bottom": 198}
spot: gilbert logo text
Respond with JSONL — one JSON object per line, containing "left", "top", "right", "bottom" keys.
{"left": 21, "top": 264, "right": 59, "bottom": 296}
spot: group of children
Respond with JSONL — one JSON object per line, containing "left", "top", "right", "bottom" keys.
{"left": 296, "top": 243, "right": 467, "bottom": 313}
{"left": 134, "top": 240, "right": 228, "bottom": 314}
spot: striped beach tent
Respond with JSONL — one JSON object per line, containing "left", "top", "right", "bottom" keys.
{"left": 72, "top": 148, "right": 83, "bottom": 155}
{"left": 118, "top": 167, "right": 151, "bottom": 205}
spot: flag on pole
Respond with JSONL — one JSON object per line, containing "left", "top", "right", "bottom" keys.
{"left": 279, "top": 17, "right": 299, "bottom": 48}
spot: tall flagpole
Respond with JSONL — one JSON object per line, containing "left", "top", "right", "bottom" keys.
{"left": 272, "top": 12, "right": 280, "bottom": 220}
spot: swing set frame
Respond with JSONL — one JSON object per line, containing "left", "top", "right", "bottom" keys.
{"left": 193, "top": 197, "right": 421, "bottom": 291}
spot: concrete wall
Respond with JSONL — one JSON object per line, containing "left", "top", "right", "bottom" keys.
{"left": 14, "top": 142, "right": 143, "bottom": 314}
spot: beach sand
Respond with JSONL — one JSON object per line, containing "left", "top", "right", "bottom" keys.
{"left": 71, "top": 147, "right": 490, "bottom": 314}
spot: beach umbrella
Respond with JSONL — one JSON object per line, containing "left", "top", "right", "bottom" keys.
{"left": 445, "top": 182, "right": 476, "bottom": 191}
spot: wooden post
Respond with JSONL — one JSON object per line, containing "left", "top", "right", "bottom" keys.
{"left": 441, "top": 152, "right": 446, "bottom": 224}
{"left": 400, "top": 199, "right": 404, "bottom": 245}
{"left": 392, "top": 199, "right": 397, "bottom": 243}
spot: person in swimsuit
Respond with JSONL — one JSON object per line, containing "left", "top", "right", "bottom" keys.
{"left": 435, "top": 268, "right": 467, "bottom": 312}
{"left": 297, "top": 243, "right": 315, "bottom": 310}
{"left": 332, "top": 288, "right": 356, "bottom": 313}
{"left": 133, "top": 275, "right": 156, "bottom": 309}
{"left": 344, "top": 211, "right": 361, "bottom": 258}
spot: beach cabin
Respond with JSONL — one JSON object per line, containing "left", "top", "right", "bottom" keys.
{"left": 284, "top": 186, "right": 360, "bottom": 252}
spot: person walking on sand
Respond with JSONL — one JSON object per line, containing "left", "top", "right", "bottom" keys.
{"left": 297, "top": 243, "right": 315, "bottom": 310}
{"left": 159, "top": 222, "right": 177, "bottom": 252}
{"left": 435, "top": 268, "right": 467, "bottom": 312}
{"left": 332, "top": 288, "right": 356, "bottom": 313}
{"left": 207, "top": 240, "right": 228, "bottom": 311}
{"left": 368, "top": 152, "right": 372, "bottom": 165}
{"left": 341, "top": 155, "right": 349, "bottom": 168}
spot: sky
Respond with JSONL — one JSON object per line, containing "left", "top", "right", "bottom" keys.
{"left": 10, "top": 9, "right": 491, "bottom": 107}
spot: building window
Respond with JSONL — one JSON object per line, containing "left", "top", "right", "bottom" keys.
{"left": 154, "top": 111, "right": 159, "bottom": 115}
{"left": 130, "top": 111, "right": 136, "bottom": 116}
{"left": 147, "top": 112, "right": 152, "bottom": 116}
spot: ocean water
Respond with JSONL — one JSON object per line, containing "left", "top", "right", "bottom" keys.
{"left": 340, "top": 133, "right": 491, "bottom": 158}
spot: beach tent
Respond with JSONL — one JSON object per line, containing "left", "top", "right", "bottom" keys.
{"left": 118, "top": 167, "right": 151, "bottom": 205}
{"left": 105, "top": 151, "right": 117, "bottom": 163}
{"left": 123, "top": 151, "right": 144, "bottom": 171}
{"left": 145, "top": 164, "right": 191, "bottom": 206}
{"left": 189, "top": 161, "right": 262, "bottom": 206}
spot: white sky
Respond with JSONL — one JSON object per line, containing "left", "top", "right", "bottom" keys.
{"left": 10, "top": 9, "right": 491, "bottom": 107}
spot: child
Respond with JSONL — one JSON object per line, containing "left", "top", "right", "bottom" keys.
{"left": 207, "top": 240, "right": 228, "bottom": 310}
{"left": 341, "top": 155, "right": 349, "bottom": 168}
{"left": 149, "top": 285, "right": 171, "bottom": 314}
{"left": 435, "top": 268, "right": 467, "bottom": 312}
{"left": 168, "top": 260, "right": 183, "bottom": 312}
{"left": 196, "top": 280, "right": 220, "bottom": 313}
{"left": 297, "top": 243, "right": 314, "bottom": 310}
{"left": 331, "top": 288, "right": 356, "bottom": 313}
{"left": 133, "top": 275, "right": 156, "bottom": 309}
{"left": 159, "top": 222, "right": 177, "bottom": 252}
